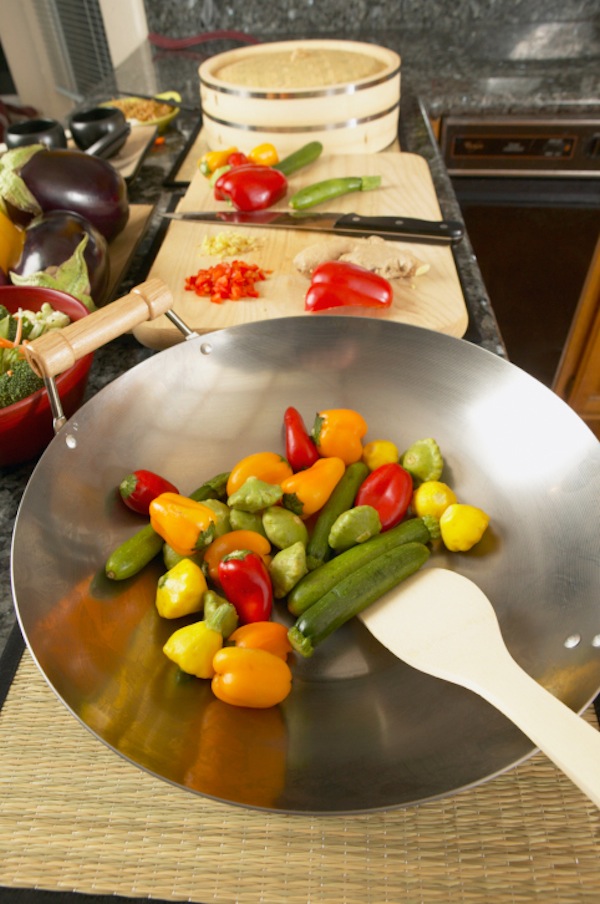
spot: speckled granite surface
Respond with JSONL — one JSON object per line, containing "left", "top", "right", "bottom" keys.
{"left": 1, "top": 12, "right": 599, "bottom": 658}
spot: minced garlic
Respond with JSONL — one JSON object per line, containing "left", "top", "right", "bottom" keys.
{"left": 200, "top": 231, "right": 261, "bottom": 258}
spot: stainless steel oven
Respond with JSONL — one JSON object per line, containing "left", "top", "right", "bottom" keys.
{"left": 440, "top": 116, "right": 600, "bottom": 389}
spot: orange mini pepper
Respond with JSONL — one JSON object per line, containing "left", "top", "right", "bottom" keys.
{"left": 311, "top": 409, "right": 368, "bottom": 465}
{"left": 204, "top": 529, "right": 271, "bottom": 584}
{"left": 149, "top": 492, "right": 217, "bottom": 557}
{"left": 229, "top": 621, "right": 292, "bottom": 660}
{"left": 281, "top": 456, "right": 345, "bottom": 519}
{"left": 211, "top": 646, "right": 292, "bottom": 708}
{"left": 226, "top": 451, "right": 293, "bottom": 496}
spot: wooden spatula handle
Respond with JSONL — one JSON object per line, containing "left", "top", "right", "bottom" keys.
{"left": 459, "top": 644, "right": 600, "bottom": 810}
{"left": 24, "top": 278, "right": 173, "bottom": 379}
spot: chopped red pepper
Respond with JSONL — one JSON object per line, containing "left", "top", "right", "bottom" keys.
{"left": 283, "top": 406, "right": 320, "bottom": 471}
{"left": 184, "top": 259, "right": 271, "bottom": 304}
{"left": 218, "top": 550, "right": 273, "bottom": 624}
{"left": 355, "top": 462, "right": 413, "bottom": 531}
{"left": 214, "top": 164, "right": 288, "bottom": 211}
{"left": 305, "top": 260, "right": 393, "bottom": 312}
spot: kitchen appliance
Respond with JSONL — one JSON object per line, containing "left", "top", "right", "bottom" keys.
{"left": 11, "top": 284, "right": 600, "bottom": 814}
{"left": 440, "top": 115, "right": 600, "bottom": 388}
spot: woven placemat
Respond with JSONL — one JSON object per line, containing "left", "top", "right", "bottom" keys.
{"left": 1, "top": 651, "right": 600, "bottom": 903}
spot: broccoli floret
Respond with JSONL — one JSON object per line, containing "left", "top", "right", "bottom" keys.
{"left": 0, "top": 359, "right": 45, "bottom": 408}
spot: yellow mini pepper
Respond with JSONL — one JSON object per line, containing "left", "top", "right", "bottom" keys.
{"left": 155, "top": 558, "right": 208, "bottom": 619}
{"left": 163, "top": 620, "right": 223, "bottom": 678}
{"left": 281, "top": 456, "right": 345, "bottom": 518}
{"left": 312, "top": 409, "right": 368, "bottom": 465}
{"left": 199, "top": 146, "right": 238, "bottom": 176}
{"left": 211, "top": 646, "right": 293, "bottom": 708}
{"left": 149, "top": 492, "right": 217, "bottom": 557}
{"left": 226, "top": 452, "right": 293, "bottom": 496}
{"left": 439, "top": 503, "right": 490, "bottom": 552}
{"left": 247, "top": 142, "right": 279, "bottom": 166}
{"left": 362, "top": 439, "right": 399, "bottom": 470}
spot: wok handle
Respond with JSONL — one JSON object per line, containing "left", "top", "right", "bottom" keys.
{"left": 24, "top": 278, "right": 173, "bottom": 379}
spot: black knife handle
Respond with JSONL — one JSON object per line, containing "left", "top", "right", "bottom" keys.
{"left": 335, "top": 213, "right": 464, "bottom": 245}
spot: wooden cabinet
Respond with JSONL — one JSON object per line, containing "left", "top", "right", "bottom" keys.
{"left": 554, "top": 235, "right": 600, "bottom": 439}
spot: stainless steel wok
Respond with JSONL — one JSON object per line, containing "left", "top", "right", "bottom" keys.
{"left": 11, "top": 282, "right": 600, "bottom": 814}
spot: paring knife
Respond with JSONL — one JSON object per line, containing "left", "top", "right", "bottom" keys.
{"left": 161, "top": 210, "right": 464, "bottom": 245}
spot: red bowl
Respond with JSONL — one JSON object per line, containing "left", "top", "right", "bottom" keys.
{"left": 0, "top": 286, "right": 93, "bottom": 467}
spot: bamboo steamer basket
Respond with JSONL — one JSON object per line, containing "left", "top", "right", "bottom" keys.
{"left": 198, "top": 39, "right": 401, "bottom": 155}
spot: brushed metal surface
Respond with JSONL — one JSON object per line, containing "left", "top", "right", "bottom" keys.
{"left": 11, "top": 317, "right": 600, "bottom": 814}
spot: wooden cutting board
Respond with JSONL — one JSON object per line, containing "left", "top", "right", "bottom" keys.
{"left": 136, "top": 152, "right": 468, "bottom": 349}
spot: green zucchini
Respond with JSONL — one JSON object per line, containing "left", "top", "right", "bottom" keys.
{"left": 105, "top": 471, "right": 231, "bottom": 581}
{"left": 273, "top": 141, "right": 323, "bottom": 176}
{"left": 305, "top": 460, "right": 368, "bottom": 571}
{"left": 288, "top": 541, "right": 430, "bottom": 657}
{"left": 288, "top": 175, "right": 381, "bottom": 210}
{"left": 105, "top": 523, "right": 164, "bottom": 581}
{"left": 287, "top": 516, "right": 434, "bottom": 616}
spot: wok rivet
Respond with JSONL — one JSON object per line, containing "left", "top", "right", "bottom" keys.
{"left": 564, "top": 634, "right": 581, "bottom": 649}
{"left": 591, "top": 635, "right": 600, "bottom": 648}
{"left": 65, "top": 434, "right": 77, "bottom": 449}
{"left": 200, "top": 342, "right": 213, "bottom": 355}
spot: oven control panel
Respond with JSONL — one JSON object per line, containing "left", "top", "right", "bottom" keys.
{"left": 440, "top": 116, "right": 600, "bottom": 177}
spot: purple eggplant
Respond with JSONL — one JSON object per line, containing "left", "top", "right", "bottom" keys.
{"left": 11, "top": 210, "right": 110, "bottom": 306}
{"left": 1, "top": 146, "right": 129, "bottom": 242}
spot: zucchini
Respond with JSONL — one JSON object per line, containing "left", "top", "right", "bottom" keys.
{"left": 288, "top": 175, "right": 381, "bottom": 211}
{"left": 288, "top": 541, "right": 430, "bottom": 657}
{"left": 273, "top": 141, "right": 323, "bottom": 176}
{"left": 305, "top": 460, "right": 368, "bottom": 571}
{"left": 287, "top": 516, "right": 434, "bottom": 616}
{"left": 105, "top": 523, "right": 164, "bottom": 581}
{"left": 105, "top": 471, "right": 231, "bottom": 581}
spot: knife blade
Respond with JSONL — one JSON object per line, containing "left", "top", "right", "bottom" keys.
{"left": 161, "top": 210, "right": 464, "bottom": 245}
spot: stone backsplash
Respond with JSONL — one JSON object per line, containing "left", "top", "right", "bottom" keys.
{"left": 143, "top": 0, "right": 599, "bottom": 40}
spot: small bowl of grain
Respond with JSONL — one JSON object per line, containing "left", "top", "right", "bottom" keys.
{"left": 102, "top": 91, "right": 181, "bottom": 133}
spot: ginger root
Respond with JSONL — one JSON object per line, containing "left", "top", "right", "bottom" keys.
{"left": 293, "top": 235, "right": 430, "bottom": 280}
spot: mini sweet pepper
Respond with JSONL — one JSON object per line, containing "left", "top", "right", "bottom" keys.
{"left": 281, "top": 456, "right": 345, "bottom": 518}
{"left": 311, "top": 408, "right": 368, "bottom": 465}
{"left": 218, "top": 549, "right": 274, "bottom": 624}
{"left": 149, "top": 492, "right": 217, "bottom": 557}
{"left": 211, "top": 646, "right": 293, "bottom": 708}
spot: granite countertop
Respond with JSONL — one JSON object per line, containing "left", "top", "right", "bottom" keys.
{"left": 1, "top": 24, "right": 598, "bottom": 660}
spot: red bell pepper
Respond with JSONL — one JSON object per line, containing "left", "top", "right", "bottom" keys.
{"left": 283, "top": 406, "right": 320, "bottom": 471}
{"left": 119, "top": 469, "right": 179, "bottom": 515}
{"left": 305, "top": 261, "right": 393, "bottom": 312}
{"left": 355, "top": 462, "right": 413, "bottom": 531}
{"left": 213, "top": 164, "right": 288, "bottom": 212}
{"left": 218, "top": 550, "right": 273, "bottom": 624}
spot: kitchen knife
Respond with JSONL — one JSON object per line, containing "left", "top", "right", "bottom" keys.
{"left": 161, "top": 210, "right": 464, "bottom": 245}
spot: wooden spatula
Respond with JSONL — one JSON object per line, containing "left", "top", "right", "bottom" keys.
{"left": 358, "top": 568, "right": 600, "bottom": 809}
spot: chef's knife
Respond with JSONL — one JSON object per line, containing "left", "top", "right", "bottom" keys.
{"left": 161, "top": 210, "right": 464, "bottom": 245}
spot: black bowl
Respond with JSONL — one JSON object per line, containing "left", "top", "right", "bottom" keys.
{"left": 69, "top": 106, "right": 128, "bottom": 157}
{"left": 5, "top": 118, "right": 67, "bottom": 150}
